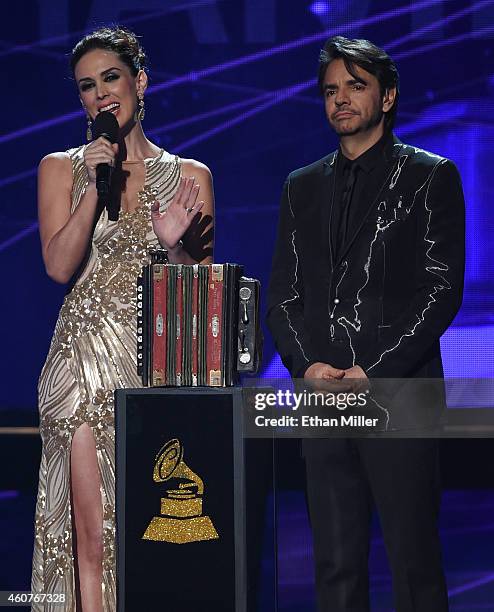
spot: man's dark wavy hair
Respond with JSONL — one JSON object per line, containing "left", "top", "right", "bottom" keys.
{"left": 318, "top": 36, "right": 400, "bottom": 132}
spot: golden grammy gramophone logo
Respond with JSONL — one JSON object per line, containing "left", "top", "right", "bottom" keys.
{"left": 142, "top": 438, "right": 219, "bottom": 544}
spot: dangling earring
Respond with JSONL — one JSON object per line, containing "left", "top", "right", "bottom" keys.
{"left": 85, "top": 112, "right": 93, "bottom": 141}
{"left": 134, "top": 94, "right": 145, "bottom": 122}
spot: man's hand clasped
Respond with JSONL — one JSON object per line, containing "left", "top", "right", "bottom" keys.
{"left": 304, "top": 361, "right": 369, "bottom": 394}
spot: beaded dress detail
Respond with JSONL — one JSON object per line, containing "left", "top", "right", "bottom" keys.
{"left": 31, "top": 146, "right": 181, "bottom": 611}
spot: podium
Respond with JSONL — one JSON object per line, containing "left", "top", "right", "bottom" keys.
{"left": 115, "top": 387, "right": 275, "bottom": 611}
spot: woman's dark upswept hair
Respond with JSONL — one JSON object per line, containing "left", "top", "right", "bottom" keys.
{"left": 318, "top": 36, "right": 400, "bottom": 132}
{"left": 70, "top": 26, "right": 147, "bottom": 76}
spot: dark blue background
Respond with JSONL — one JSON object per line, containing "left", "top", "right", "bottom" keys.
{"left": 2, "top": 0, "right": 494, "bottom": 412}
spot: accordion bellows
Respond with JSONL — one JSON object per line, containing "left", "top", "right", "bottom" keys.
{"left": 137, "top": 253, "right": 261, "bottom": 387}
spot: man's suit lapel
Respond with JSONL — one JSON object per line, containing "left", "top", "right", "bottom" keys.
{"left": 320, "top": 151, "right": 338, "bottom": 271}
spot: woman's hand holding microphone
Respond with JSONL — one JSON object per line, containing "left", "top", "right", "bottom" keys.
{"left": 83, "top": 137, "right": 119, "bottom": 184}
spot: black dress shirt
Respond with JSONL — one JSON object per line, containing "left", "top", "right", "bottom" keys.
{"left": 331, "top": 132, "right": 393, "bottom": 262}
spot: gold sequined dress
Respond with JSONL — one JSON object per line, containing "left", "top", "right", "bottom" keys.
{"left": 31, "top": 146, "right": 181, "bottom": 611}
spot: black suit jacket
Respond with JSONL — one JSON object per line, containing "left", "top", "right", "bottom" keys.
{"left": 267, "top": 135, "right": 465, "bottom": 392}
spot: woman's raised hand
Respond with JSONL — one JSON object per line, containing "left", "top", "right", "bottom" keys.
{"left": 83, "top": 137, "right": 119, "bottom": 183}
{"left": 151, "top": 176, "right": 205, "bottom": 250}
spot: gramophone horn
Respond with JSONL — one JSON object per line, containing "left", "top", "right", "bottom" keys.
{"left": 153, "top": 438, "right": 183, "bottom": 482}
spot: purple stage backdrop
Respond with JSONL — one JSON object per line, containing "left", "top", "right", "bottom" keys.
{"left": 1, "top": 0, "right": 494, "bottom": 410}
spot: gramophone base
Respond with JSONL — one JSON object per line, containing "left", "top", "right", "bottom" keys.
{"left": 142, "top": 515, "right": 219, "bottom": 544}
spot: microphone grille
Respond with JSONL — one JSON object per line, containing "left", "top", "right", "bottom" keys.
{"left": 93, "top": 111, "right": 119, "bottom": 143}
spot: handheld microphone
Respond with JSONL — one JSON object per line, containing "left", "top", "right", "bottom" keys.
{"left": 92, "top": 111, "right": 119, "bottom": 199}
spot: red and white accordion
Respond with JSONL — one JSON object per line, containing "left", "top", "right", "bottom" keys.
{"left": 137, "top": 251, "right": 261, "bottom": 387}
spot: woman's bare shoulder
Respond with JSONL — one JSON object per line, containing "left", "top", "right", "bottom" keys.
{"left": 180, "top": 157, "right": 212, "bottom": 178}
{"left": 38, "top": 151, "right": 74, "bottom": 184}
{"left": 39, "top": 151, "right": 72, "bottom": 171}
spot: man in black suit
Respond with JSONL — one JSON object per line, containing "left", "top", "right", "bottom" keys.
{"left": 266, "top": 36, "right": 465, "bottom": 611}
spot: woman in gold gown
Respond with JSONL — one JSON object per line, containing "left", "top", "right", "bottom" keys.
{"left": 31, "top": 26, "right": 214, "bottom": 611}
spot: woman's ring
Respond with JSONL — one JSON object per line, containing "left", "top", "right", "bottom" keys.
{"left": 185, "top": 207, "right": 193, "bottom": 214}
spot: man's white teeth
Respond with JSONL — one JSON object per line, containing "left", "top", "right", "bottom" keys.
{"left": 100, "top": 103, "right": 119, "bottom": 112}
